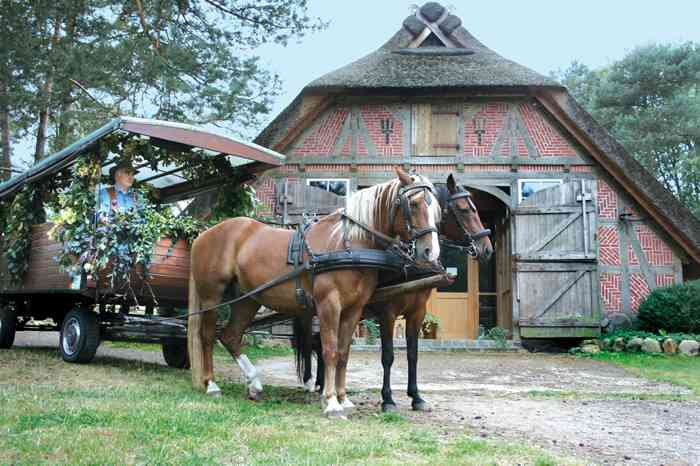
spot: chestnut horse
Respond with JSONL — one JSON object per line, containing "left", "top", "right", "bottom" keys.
{"left": 304, "top": 175, "right": 493, "bottom": 412}
{"left": 187, "top": 169, "right": 442, "bottom": 418}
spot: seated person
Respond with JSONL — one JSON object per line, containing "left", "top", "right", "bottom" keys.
{"left": 98, "top": 161, "right": 140, "bottom": 221}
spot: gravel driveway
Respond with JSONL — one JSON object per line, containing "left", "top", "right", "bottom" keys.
{"left": 13, "top": 331, "right": 700, "bottom": 465}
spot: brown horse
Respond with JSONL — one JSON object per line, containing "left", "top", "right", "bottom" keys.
{"left": 305, "top": 175, "right": 493, "bottom": 413}
{"left": 187, "top": 168, "right": 442, "bottom": 418}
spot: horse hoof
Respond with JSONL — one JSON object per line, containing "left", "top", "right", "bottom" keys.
{"left": 325, "top": 409, "right": 347, "bottom": 420}
{"left": 303, "top": 379, "right": 315, "bottom": 393}
{"left": 412, "top": 401, "right": 431, "bottom": 412}
{"left": 340, "top": 398, "right": 355, "bottom": 412}
{"left": 206, "top": 381, "right": 221, "bottom": 397}
{"left": 248, "top": 390, "right": 263, "bottom": 401}
{"left": 382, "top": 403, "right": 399, "bottom": 413}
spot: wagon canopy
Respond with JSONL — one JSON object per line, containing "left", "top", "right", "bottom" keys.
{"left": 0, "top": 117, "right": 285, "bottom": 202}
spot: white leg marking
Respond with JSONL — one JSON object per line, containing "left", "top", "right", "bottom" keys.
{"left": 206, "top": 380, "right": 221, "bottom": 397}
{"left": 237, "top": 354, "right": 263, "bottom": 398}
{"left": 304, "top": 379, "right": 315, "bottom": 392}
{"left": 428, "top": 200, "right": 441, "bottom": 262}
{"left": 340, "top": 397, "right": 355, "bottom": 410}
{"left": 323, "top": 395, "right": 344, "bottom": 417}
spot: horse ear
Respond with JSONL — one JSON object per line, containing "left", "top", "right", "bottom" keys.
{"left": 395, "top": 166, "right": 413, "bottom": 186}
{"left": 447, "top": 174, "right": 458, "bottom": 194}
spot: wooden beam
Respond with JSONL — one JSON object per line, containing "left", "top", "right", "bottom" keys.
{"left": 535, "top": 90, "right": 700, "bottom": 265}
{"left": 368, "top": 274, "right": 452, "bottom": 303}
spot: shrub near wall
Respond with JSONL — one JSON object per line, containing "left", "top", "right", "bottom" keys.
{"left": 637, "top": 280, "right": 700, "bottom": 333}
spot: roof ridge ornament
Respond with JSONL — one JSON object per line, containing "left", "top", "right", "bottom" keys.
{"left": 403, "top": 2, "right": 465, "bottom": 49}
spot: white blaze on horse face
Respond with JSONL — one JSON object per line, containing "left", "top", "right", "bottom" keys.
{"left": 236, "top": 354, "right": 263, "bottom": 397}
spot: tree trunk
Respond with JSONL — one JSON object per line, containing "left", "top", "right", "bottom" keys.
{"left": 0, "top": 83, "right": 10, "bottom": 181}
{"left": 34, "top": 19, "right": 61, "bottom": 163}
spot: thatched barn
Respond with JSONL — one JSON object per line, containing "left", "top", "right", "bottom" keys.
{"left": 252, "top": 2, "right": 700, "bottom": 343}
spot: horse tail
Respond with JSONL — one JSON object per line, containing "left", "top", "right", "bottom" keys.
{"left": 187, "top": 268, "right": 205, "bottom": 389}
{"left": 292, "top": 316, "right": 313, "bottom": 382}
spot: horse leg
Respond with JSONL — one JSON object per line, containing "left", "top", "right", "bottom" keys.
{"left": 406, "top": 305, "right": 430, "bottom": 411}
{"left": 313, "top": 331, "right": 325, "bottom": 392}
{"left": 218, "top": 299, "right": 263, "bottom": 400}
{"left": 379, "top": 313, "right": 398, "bottom": 412}
{"left": 318, "top": 292, "right": 344, "bottom": 418}
{"left": 335, "top": 305, "right": 364, "bottom": 413}
{"left": 191, "top": 303, "right": 221, "bottom": 396}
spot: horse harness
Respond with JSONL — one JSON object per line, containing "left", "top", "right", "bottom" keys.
{"left": 182, "top": 181, "right": 441, "bottom": 319}
{"left": 438, "top": 187, "right": 491, "bottom": 256}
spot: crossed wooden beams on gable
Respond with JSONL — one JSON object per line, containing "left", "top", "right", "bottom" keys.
{"left": 407, "top": 7, "right": 467, "bottom": 49}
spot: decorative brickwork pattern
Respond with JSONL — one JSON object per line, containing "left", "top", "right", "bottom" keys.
{"left": 635, "top": 225, "right": 674, "bottom": 266}
{"left": 627, "top": 244, "right": 640, "bottom": 266}
{"left": 253, "top": 177, "right": 276, "bottom": 215}
{"left": 597, "top": 180, "right": 618, "bottom": 220}
{"left": 519, "top": 103, "right": 577, "bottom": 156}
{"left": 463, "top": 103, "right": 508, "bottom": 156}
{"left": 519, "top": 165, "right": 566, "bottom": 172}
{"left": 293, "top": 107, "right": 349, "bottom": 155}
{"left": 598, "top": 226, "right": 621, "bottom": 265}
{"left": 629, "top": 273, "right": 651, "bottom": 312}
{"left": 339, "top": 136, "right": 352, "bottom": 156}
{"left": 360, "top": 105, "right": 404, "bottom": 156}
{"left": 600, "top": 272, "right": 622, "bottom": 313}
{"left": 656, "top": 273, "right": 676, "bottom": 288}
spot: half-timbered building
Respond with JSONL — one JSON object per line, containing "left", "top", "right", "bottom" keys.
{"left": 252, "top": 2, "right": 700, "bottom": 342}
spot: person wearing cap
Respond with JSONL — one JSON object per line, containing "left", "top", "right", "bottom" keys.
{"left": 97, "top": 161, "right": 140, "bottom": 221}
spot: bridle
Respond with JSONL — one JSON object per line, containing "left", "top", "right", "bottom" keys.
{"left": 439, "top": 186, "right": 491, "bottom": 257}
{"left": 389, "top": 181, "right": 440, "bottom": 252}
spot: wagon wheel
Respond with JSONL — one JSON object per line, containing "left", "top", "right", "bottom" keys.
{"left": 0, "top": 306, "right": 17, "bottom": 349}
{"left": 162, "top": 338, "right": 190, "bottom": 369}
{"left": 60, "top": 308, "right": 100, "bottom": 363}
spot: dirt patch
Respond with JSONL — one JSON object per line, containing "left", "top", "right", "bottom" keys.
{"left": 14, "top": 332, "right": 700, "bottom": 465}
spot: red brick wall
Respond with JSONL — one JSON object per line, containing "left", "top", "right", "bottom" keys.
{"left": 518, "top": 103, "right": 577, "bottom": 156}
{"left": 596, "top": 179, "right": 680, "bottom": 317}
{"left": 360, "top": 105, "right": 404, "bottom": 156}
{"left": 464, "top": 102, "right": 509, "bottom": 156}
{"left": 253, "top": 177, "right": 276, "bottom": 215}
{"left": 293, "top": 107, "right": 349, "bottom": 156}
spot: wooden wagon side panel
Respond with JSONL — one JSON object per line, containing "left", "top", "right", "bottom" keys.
{"left": 0, "top": 223, "right": 73, "bottom": 292}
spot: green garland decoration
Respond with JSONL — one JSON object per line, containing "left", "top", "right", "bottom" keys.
{"left": 2, "top": 184, "right": 41, "bottom": 284}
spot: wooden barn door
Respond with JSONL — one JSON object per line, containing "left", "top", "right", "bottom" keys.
{"left": 514, "top": 180, "right": 601, "bottom": 338}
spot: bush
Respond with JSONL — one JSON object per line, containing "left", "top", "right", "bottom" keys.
{"left": 637, "top": 280, "right": 700, "bottom": 333}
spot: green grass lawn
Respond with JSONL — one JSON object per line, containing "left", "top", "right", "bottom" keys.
{"left": 105, "top": 340, "right": 293, "bottom": 363}
{"left": 0, "top": 347, "right": 577, "bottom": 466}
{"left": 590, "top": 352, "right": 700, "bottom": 396}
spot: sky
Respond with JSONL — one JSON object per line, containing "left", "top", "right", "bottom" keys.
{"left": 11, "top": 0, "right": 700, "bottom": 167}
{"left": 257, "top": 0, "right": 700, "bottom": 123}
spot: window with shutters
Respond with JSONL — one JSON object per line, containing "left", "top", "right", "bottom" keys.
{"left": 413, "top": 103, "right": 461, "bottom": 156}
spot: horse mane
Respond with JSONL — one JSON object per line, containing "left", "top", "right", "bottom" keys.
{"left": 344, "top": 175, "right": 440, "bottom": 243}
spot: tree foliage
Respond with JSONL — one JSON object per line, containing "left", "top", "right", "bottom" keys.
{"left": 0, "top": 0, "right": 324, "bottom": 166}
{"left": 554, "top": 43, "right": 700, "bottom": 218}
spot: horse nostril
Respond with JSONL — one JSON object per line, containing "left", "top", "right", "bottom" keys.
{"left": 424, "top": 248, "right": 431, "bottom": 258}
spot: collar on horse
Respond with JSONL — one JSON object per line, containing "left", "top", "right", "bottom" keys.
{"left": 438, "top": 188, "right": 491, "bottom": 256}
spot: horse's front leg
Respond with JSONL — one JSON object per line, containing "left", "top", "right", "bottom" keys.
{"left": 406, "top": 303, "right": 430, "bottom": 411}
{"left": 219, "top": 299, "right": 263, "bottom": 400}
{"left": 379, "top": 312, "right": 398, "bottom": 412}
{"left": 335, "top": 304, "right": 365, "bottom": 413}
{"left": 317, "top": 291, "right": 344, "bottom": 418}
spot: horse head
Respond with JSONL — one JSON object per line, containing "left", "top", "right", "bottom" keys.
{"left": 390, "top": 168, "right": 442, "bottom": 267}
{"left": 438, "top": 174, "right": 494, "bottom": 263}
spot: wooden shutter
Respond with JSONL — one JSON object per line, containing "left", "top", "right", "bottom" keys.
{"left": 513, "top": 180, "right": 601, "bottom": 338}
{"left": 414, "top": 104, "right": 460, "bottom": 155}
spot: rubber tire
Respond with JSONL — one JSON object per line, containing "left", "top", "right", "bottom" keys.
{"left": 60, "top": 308, "right": 100, "bottom": 363}
{"left": 162, "top": 338, "right": 190, "bottom": 369}
{"left": 0, "top": 307, "right": 17, "bottom": 349}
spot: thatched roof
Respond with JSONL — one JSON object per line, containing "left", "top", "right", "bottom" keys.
{"left": 255, "top": 2, "right": 700, "bottom": 265}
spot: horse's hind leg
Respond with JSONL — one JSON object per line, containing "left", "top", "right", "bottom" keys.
{"left": 219, "top": 299, "right": 263, "bottom": 400}
{"left": 190, "top": 304, "right": 220, "bottom": 396}
{"left": 317, "top": 292, "right": 344, "bottom": 418}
